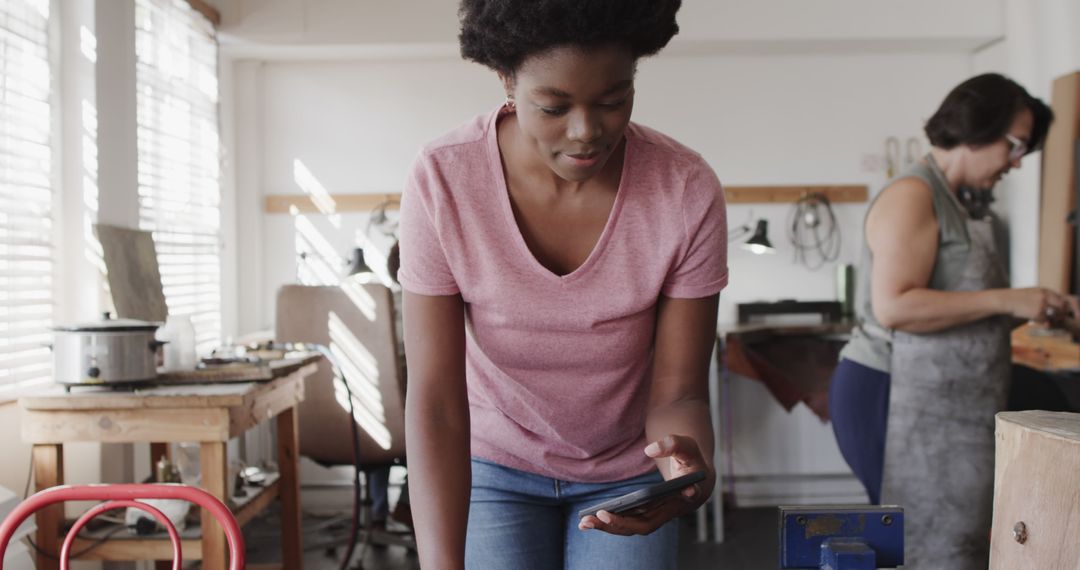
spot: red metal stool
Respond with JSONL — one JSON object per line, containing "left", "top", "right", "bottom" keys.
{"left": 0, "top": 484, "right": 244, "bottom": 570}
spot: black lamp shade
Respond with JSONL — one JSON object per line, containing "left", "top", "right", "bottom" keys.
{"left": 347, "top": 247, "right": 372, "bottom": 275}
{"left": 741, "top": 219, "right": 775, "bottom": 255}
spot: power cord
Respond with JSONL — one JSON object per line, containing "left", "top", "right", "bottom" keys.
{"left": 788, "top": 193, "right": 841, "bottom": 270}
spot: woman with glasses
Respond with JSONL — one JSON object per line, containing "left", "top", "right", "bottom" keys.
{"left": 830, "top": 73, "right": 1078, "bottom": 568}
{"left": 398, "top": 1, "right": 725, "bottom": 568}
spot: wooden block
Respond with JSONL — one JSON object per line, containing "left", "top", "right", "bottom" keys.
{"left": 991, "top": 411, "right": 1080, "bottom": 569}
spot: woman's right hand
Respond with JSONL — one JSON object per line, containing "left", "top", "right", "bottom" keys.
{"left": 1001, "top": 287, "right": 1076, "bottom": 322}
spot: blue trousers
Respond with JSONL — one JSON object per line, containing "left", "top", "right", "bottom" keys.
{"left": 828, "top": 358, "right": 890, "bottom": 504}
{"left": 465, "top": 458, "right": 679, "bottom": 570}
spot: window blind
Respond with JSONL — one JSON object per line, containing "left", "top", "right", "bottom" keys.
{"left": 134, "top": 0, "right": 221, "bottom": 353}
{"left": 0, "top": 0, "right": 53, "bottom": 386}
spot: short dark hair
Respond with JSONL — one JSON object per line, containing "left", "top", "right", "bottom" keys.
{"left": 458, "top": 0, "right": 681, "bottom": 75}
{"left": 924, "top": 73, "right": 1053, "bottom": 155}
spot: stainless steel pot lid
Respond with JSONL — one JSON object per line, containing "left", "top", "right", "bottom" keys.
{"left": 53, "top": 318, "right": 160, "bottom": 332}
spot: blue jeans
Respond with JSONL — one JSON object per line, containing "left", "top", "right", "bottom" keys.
{"left": 466, "top": 458, "right": 679, "bottom": 570}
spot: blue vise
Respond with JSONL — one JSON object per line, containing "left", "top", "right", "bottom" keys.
{"left": 779, "top": 505, "right": 904, "bottom": 570}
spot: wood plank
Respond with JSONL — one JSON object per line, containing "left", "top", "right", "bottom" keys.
{"left": 21, "top": 408, "right": 230, "bottom": 444}
{"left": 32, "top": 444, "right": 62, "bottom": 570}
{"left": 200, "top": 441, "right": 228, "bottom": 570}
{"left": 264, "top": 185, "right": 869, "bottom": 214}
{"left": 228, "top": 366, "right": 309, "bottom": 437}
{"left": 1038, "top": 72, "right": 1080, "bottom": 293}
{"left": 65, "top": 537, "right": 202, "bottom": 561}
{"left": 277, "top": 406, "right": 304, "bottom": 570}
{"left": 990, "top": 411, "right": 1080, "bottom": 569}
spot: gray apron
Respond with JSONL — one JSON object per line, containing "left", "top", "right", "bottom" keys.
{"left": 881, "top": 204, "right": 1011, "bottom": 569}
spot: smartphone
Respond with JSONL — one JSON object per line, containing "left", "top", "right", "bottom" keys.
{"left": 577, "top": 471, "right": 707, "bottom": 520}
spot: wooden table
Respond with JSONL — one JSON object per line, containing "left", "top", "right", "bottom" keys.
{"left": 18, "top": 359, "right": 317, "bottom": 570}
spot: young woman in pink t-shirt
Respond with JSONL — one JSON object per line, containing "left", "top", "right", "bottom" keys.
{"left": 398, "top": 1, "right": 728, "bottom": 568}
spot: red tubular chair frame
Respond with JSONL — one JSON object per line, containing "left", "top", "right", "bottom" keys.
{"left": 0, "top": 484, "right": 245, "bottom": 570}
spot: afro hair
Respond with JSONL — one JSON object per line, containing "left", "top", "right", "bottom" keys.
{"left": 458, "top": 0, "right": 681, "bottom": 74}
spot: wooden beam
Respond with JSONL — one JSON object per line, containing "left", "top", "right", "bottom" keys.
{"left": 723, "top": 185, "right": 868, "bottom": 204}
{"left": 265, "top": 193, "right": 400, "bottom": 214}
{"left": 186, "top": 0, "right": 221, "bottom": 27}
{"left": 1038, "top": 72, "right": 1080, "bottom": 293}
{"left": 264, "top": 185, "right": 868, "bottom": 214}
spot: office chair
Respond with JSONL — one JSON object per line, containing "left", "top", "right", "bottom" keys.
{"left": 0, "top": 483, "right": 244, "bottom": 570}
{"left": 276, "top": 281, "right": 414, "bottom": 566}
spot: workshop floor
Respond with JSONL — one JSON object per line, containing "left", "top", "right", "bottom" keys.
{"left": 244, "top": 505, "right": 778, "bottom": 569}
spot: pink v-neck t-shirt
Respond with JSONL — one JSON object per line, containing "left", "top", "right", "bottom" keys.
{"left": 399, "top": 107, "right": 728, "bottom": 482}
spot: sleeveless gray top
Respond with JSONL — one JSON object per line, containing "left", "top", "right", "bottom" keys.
{"left": 839, "top": 156, "right": 976, "bottom": 372}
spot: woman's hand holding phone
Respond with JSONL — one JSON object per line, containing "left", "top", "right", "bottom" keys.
{"left": 578, "top": 434, "right": 714, "bottom": 536}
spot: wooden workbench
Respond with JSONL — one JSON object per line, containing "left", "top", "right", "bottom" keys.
{"left": 18, "top": 358, "right": 318, "bottom": 570}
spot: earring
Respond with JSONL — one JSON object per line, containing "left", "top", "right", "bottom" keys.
{"left": 504, "top": 96, "right": 516, "bottom": 111}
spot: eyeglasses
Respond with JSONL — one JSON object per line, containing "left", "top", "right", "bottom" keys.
{"left": 1004, "top": 134, "right": 1028, "bottom": 161}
